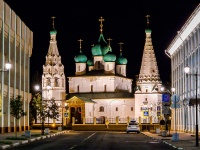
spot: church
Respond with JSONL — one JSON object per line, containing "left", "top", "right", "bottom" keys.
{"left": 41, "top": 16, "right": 163, "bottom": 126}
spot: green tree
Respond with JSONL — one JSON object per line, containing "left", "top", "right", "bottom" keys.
{"left": 44, "top": 98, "right": 60, "bottom": 127}
{"left": 10, "top": 95, "right": 27, "bottom": 137}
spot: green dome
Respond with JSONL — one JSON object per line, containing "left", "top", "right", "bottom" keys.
{"left": 103, "top": 53, "right": 116, "bottom": 62}
{"left": 87, "top": 58, "right": 94, "bottom": 66}
{"left": 50, "top": 29, "right": 57, "bottom": 35}
{"left": 116, "top": 54, "right": 127, "bottom": 65}
{"left": 74, "top": 51, "right": 87, "bottom": 63}
{"left": 91, "top": 34, "right": 110, "bottom": 56}
{"left": 145, "top": 29, "right": 152, "bottom": 33}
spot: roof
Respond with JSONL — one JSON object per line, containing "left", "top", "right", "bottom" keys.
{"left": 67, "top": 70, "right": 132, "bottom": 80}
{"left": 67, "top": 92, "right": 134, "bottom": 99}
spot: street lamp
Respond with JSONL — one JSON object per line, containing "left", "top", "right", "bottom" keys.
{"left": 0, "top": 62, "right": 12, "bottom": 72}
{"left": 58, "top": 102, "right": 67, "bottom": 130}
{"left": 184, "top": 66, "right": 199, "bottom": 147}
{"left": 34, "top": 85, "right": 51, "bottom": 135}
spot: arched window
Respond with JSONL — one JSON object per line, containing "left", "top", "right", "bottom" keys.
{"left": 116, "top": 107, "right": 118, "bottom": 111}
{"left": 47, "top": 78, "right": 51, "bottom": 86}
{"left": 77, "top": 85, "right": 79, "bottom": 92}
{"left": 54, "top": 77, "right": 59, "bottom": 87}
{"left": 104, "top": 84, "right": 107, "bottom": 92}
{"left": 91, "top": 85, "right": 93, "bottom": 92}
{"left": 99, "top": 106, "right": 104, "bottom": 112}
{"left": 131, "top": 107, "right": 133, "bottom": 111}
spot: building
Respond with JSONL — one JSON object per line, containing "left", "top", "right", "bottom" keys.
{"left": 41, "top": 17, "right": 66, "bottom": 124}
{"left": 0, "top": 0, "right": 33, "bottom": 133}
{"left": 64, "top": 16, "right": 163, "bottom": 125}
{"left": 165, "top": 4, "right": 200, "bottom": 133}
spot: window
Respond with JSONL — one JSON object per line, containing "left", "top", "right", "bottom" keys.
{"left": 99, "top": 106, "right": 104, "bottom": 112}
{"left": 116, "top": 107, "right": 118, "bottom": 111}
{"left": 131, "top": 107, "right": 133, "bottom": 111}
{"left": 91, "top": 85, "right": 93, "bottom": 92}
{"left": 77, "top": 85, "right": 79, "bottom": 92}
{"left": 104, "top": 84, "right": 107, "bottom": 92}
{"left": 54, "top": 78, "right": 59, "bottom": 87}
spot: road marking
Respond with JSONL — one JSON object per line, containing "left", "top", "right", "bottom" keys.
{"left": 68, "top": 132, "right": 97, "bottom": 149}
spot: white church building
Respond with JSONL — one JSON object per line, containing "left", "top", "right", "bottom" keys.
{"left": 41, "top": 16, "right": 164, "bottom": 126}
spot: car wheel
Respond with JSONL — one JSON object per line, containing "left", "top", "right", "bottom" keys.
{"left": 127, "top": 131, "right": 129, "bottom": 133}
{"left": 137, "top": 131, "right": 140, "bottom": 134}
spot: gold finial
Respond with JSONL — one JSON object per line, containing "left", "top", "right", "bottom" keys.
{"left": 146, "top": 15, "right": 150, "bottom": 27}
{"left": 118, "top": 42, "right": 124, "bottom": 52}
{"left": 78, "top": 39, "right": 83, "bottom": 52}
{"left": 51, "top": 16, "right": 56, "bottom": 29}
{"left": 99, "top": 16, "right": 105, "bottom": 33}
{"left": 107, "top": 38, "right": 112, "bottom": 45}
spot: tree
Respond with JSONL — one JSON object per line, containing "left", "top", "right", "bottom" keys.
{"left": 31, "top": 93, "right": 47, "bottom": 127}
{"left": 10, "top": 95, "right": 27, "bottom": 137}
{"left": 44, "top": 98, "right": 60, "bottom": 127}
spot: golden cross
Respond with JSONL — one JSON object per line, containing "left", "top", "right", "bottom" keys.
{"left": 118, "top": 42, "right": 124, "bottom": 52}
{"left": 51, "top": 16, "right": 56, "bottom": 29}
{"left": 78, "top": 39, "right": 83, "bottom": 51}
{"left": 146, "top": 15, "right": 150, "bottom": 27}
{"left": 99, "top": 16, "right": 105, "bottom": 33}
{"left": 107, "top": 38, "right": 112, "bottom": 45}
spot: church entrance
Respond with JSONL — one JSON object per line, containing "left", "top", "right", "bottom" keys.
{"left": 70, "top": 107, "right": 82, "bottom": 124}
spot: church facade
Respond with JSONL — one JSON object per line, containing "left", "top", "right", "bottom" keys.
{"left": 42, "top": 16, "right": 164, "bottom": 126}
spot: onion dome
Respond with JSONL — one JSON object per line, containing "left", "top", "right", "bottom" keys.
{"left": 74, "top": 51, "right": 87, "bottom": 63}
{"left": 50, "top": 29, "right": 57, "bottom": 35}
{"left": 145, "top": 28, "right": 152, "bottom": 33}
{"left": 116, "top": 54, "right": 127, "bottom": 65}
{"left": 91, "top": 34, "right": 110, "bottom": 56}
{"left": 87, "top": 58, "right": 94, "bottom": 66}
{"left": 74, "top": 39, "right": 87, "bottom": 63}
{"left": 116, "top": 42, "right": 127, "bottom": 65}
{"left": 91, "top": 17, "right": 110, "bottom": 56}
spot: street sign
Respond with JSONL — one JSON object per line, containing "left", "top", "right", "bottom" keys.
{"left": 162, "top": 94, "right": 170, "bottom": 102}
{"left": 171, "top": 94, "right": 180, "bottom": 108}
{"left": 162, "top": 106, "right": 171, "bottom": 114}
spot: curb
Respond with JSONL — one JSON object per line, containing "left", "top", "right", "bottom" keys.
{"left": 0, "top": 131, "right": 67, "bottom": 150}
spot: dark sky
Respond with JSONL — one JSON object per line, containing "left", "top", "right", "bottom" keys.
{"left": 4, "top": 0, "right": 200, "bottom": 89}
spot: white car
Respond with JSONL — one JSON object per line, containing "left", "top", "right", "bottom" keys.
{"left": 126, "top": 121, "right": 140, "bottom": 133}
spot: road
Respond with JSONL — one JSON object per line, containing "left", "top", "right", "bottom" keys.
{"left": 9, "top": 131, "right": 176, "bottom": 150}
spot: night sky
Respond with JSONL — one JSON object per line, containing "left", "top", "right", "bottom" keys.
{"left": 4, "top": 0, "right": 200, "bottom": 90}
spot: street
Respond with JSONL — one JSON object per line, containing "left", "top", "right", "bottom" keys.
{"left": 8, "top": 131, "right": 176, "bottom": 150}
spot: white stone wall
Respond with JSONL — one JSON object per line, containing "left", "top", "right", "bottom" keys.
{"left": 68, "top": 76, "right": 132, "bottom": 93}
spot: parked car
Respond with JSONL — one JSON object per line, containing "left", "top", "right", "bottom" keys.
{"left": 126, "top": 121, "right": 140, "bottom": 133}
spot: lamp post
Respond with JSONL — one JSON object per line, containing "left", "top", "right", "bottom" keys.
{"left": 35, "top": 85, "right": 51, "bottom": 135}
{"left": 58, "top": 102, "right": 67, "bottom": 130}
{"left": 0, "top": 62, "right": 12, "bottom": 72}
{"left": 184, "top": 66, "right": 199, "bottom": 147}
{"left": 171, "top": 87, "right": 179, "bottom": 142}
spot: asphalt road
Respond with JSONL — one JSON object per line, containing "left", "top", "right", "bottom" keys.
{"left": 8, "top": 131, "right": 176, "bottom": 150}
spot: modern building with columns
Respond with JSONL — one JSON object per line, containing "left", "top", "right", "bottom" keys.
{"left": 166, "top": 3, "right": 200, "bottom": 133}
{"left": 0, "top": 0, "right": 33, "bottom": 133}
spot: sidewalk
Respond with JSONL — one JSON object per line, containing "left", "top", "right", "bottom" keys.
{"left": 0, "top": 130, "right": 67, "bottom": 149}
{"left": 142, "top": 131, "right": 200, "bottom": 150}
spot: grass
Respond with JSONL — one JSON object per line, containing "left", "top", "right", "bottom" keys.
{"left": 0, "top": 141, "right": 13, "bottom": 144}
